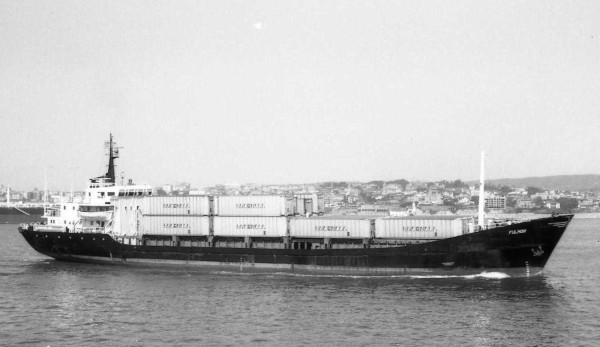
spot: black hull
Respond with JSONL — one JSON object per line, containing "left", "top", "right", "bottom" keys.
{"left": 18, "top": 214, "right": 572, "bottom": 277}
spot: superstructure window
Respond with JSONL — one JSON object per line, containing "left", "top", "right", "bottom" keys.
{"left": 108, "top": 192, "right": 115, "bottom": 196}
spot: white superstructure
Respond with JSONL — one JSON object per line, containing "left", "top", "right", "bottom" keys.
{"left": 40, "top": 134, "right": 153, "bottom": 233}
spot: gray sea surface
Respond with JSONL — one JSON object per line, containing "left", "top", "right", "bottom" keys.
{"left": 1, "top": 220, "right": 599, "bottom": 346}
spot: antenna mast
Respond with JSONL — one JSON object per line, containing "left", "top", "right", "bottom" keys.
{"left": 104, "top": 134, "right": 122, "bottom": 183}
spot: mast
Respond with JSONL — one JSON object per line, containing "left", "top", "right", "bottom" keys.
{"left": 478, "top": 151, "right": 485, "bottom": 228}
{"left": 44, "top": 168, "right": 48, "bottom": 209}
{"left": 104, "top": 134, "right": 120, "bottom": 183}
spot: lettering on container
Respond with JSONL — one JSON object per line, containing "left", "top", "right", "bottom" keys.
{"left": 163, "top": 203, "right": 190, "bottom": 208}
{"left": 236, "top": 224, "right": 266, "bottom": 229}
{"left": 401, "top": 226, "right": 437, "bottom": 232}
{"left": 509, "top": 229, "right": 527, "bottom": 235}
{"left": 163, "top": 223, "right": 190, "bottom": 228}
{"left": 235, "top": 204, "right": 265, "bottom": 209}
{"left": 315, "top": 226, "right": 348, "bottom": 232}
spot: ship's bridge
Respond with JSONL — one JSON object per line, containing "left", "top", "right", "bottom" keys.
{"left": 85, "top": 181, "right": 153, "bottom": 205}
{"left": 88, "top": 177, "right": 116, "bottom": 189}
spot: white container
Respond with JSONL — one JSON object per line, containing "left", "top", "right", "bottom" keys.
{"left": 140, "top": 216, "right": 210, "bottom": 236}
{"left": 142, "top": 196, "right": 211, "bottom": 216}
{"left": 215, "top": 196, "right": 294, "bottom": 216}
{"left": 114, "top": 196, "right": 211, "bottom": 216}
{"left": 213, "top": 216, "right": 288, "bottom": 237}
{"left": 374, "top": 217, "right": 464, "bottom": 240}
{"left": 112, "top": 198, "right": 144, "bottom": 236}
{"left": 289, "top": 217, "right": 372, "bottom": 238}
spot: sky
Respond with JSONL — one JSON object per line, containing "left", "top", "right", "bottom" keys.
{"left": 1, "top": 1, "right": 599, "bottom": 191}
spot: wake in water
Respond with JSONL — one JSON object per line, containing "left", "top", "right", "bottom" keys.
{"left": 207, "top": 270, "right": 511, "bottom": 280}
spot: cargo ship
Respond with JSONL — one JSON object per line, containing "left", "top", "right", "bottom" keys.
{"left": 18, "top": 135, "right": 573, "bottom": 277}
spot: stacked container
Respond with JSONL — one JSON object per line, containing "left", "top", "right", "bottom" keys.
{"left": 113, "top": 196, "right": 211, "bottom": 237}
{"left": 117, "top": 196, "right": 211, "bottom": 216}
{"left": 214, "top": 195, "right": 294, "bottom": 216}
{"left": 374, "top": 217, "right": 465, "bottom": 240}
{"left": 213, "top": 195, "right": 291, "bottom": 238}
{"left": 141, "top": 216, "right": 210, "bottom": 236}
{"left": 112, "top": 198, "right": 142, "bottom": 237}
{"left": 289, "top": 217, "right": 372, "bottom": 239}
{"left": 212, "top": 216, "right": 287, "bottom": 237}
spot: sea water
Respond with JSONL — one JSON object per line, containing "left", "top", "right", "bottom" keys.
{"left": 1, "top": 219, "right": 599, "bottom": 346}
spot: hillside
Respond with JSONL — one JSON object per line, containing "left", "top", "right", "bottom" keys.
{"left": 484, "top": 174, "right": 600, "bottom": 192}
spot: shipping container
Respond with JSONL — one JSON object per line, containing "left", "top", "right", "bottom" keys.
{"left": 289, "top": 217, "right": 372, "bottom": 239}
{"left": 214, "top": 196, "right": 294, "bottom": 216}
{"left": 112, "top": 198, "right": 144, "bottom": 236}
{"left": 374, "top": 217, "right": 465, "bottom": 240}
{"left": 113, "top": 196, "right": 211, "bottom": 216}
{"left": 140, "top": 216, "right": 210, "bottom": 236}
{"left": 213, "top": 216, "right": 288, "bottom": 237}
{"left": 142, "top": 196, "right": 211, "bottom": 215}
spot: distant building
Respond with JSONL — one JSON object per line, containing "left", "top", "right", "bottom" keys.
{"left": 174, "top": 182, "right": 191, "bottom": 192}
{"left": 578, "top": 199, "right": 596, "bottom": 209}
{"left": 382, "top": 184, "right": 402, "bottom": 195}
{"left": 485, "top": 196, "right": 506, "bottom": 209}
{"left": 517, "top": 198, "right": 535, "bottom": 209}
{"left": 426, "top": 188, "right": 443, "bottom": 204}
{"left": 162, "top": 184, "right": 173, "bottom": 194}
{"left": 358, "top": 204, "right": 391, "bottom": 215}
{"left": 189, "top": 190, "right": 207, "bottom": 196}
{"left": 27, "top": 190, "right": 43, "bottom": 202}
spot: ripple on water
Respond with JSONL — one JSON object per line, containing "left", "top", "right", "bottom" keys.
{"left": 0, "top": 221, "right": 599, "bottom": 346}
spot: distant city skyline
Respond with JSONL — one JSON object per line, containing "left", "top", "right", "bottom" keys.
{"left": 2, "top": 1, "right": 600, "bottom": 191}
